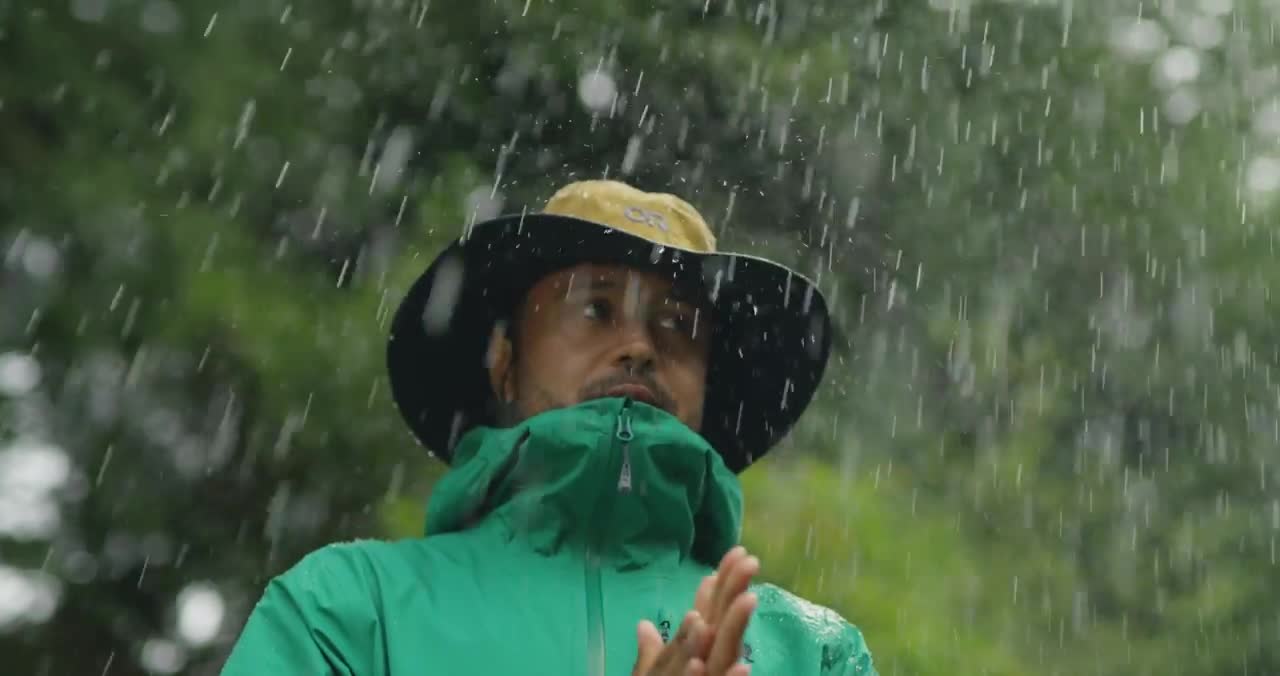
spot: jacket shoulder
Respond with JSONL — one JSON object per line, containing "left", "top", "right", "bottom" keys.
{"left": 281, "top": 539, "right": 393, "bottom": 584}
{"left": 267, "top": 537, "right": 441, "bottom": 614}
{"left": 225, "top": 537, "right": 462, "bottom": 675}
{"left": 750, "top": 582, "right": 877, "bottom": 675}
{"left": 222, "top": 539, "right": 400, "bottom": 674}
{"left": 753, "top": 582, "right": 853, "bottom": 638}
{"left": 280, "top": 537, "right": 436, "bottom": 588}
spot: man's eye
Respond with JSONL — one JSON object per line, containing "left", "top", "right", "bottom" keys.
{"left": 583, "top": 299, "right": 611, "bottom": 320}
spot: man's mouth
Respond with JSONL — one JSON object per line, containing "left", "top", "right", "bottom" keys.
{"left": 581, "top": 372, "right": 675, "bottom": 412}
{"left": 603, "top": 382, "right": 660, "bottom": 407}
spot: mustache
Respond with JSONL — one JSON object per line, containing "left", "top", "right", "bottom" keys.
{"left": 579, "top": 371, "right": 675, "bottom": 411}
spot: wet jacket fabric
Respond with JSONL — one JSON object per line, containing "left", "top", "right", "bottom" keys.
{"left": 221, "top": 398, "right": 877, "bottom": 675}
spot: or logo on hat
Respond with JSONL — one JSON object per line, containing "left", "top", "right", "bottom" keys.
{"left": 623, "top": 205, "right": 670, "bottom": 232}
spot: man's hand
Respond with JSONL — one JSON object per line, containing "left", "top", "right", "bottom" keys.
{"left": 631, "top": 546, "right": 760, "bottom": 676}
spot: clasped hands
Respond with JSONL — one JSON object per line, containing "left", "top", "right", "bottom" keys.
{"left": 631, "top": 546, "right": 758, "bottom": 676}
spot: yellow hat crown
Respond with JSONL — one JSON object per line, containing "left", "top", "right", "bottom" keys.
{"left": 542, "top": 180, "right": 717, "bottom": 253}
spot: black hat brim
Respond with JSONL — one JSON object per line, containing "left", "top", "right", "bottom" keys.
{"left": 386, "top": 213, "right": 832, "bottom": 473}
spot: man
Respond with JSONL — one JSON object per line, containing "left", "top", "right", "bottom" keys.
{"left": 221, "top": 180, "right": 877, "bottom": 675}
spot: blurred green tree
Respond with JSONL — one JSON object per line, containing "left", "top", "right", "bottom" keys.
{"left": 4, "top": 1, "right": 1280, "bottom": 675}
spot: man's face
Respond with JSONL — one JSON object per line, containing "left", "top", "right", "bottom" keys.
{"left": 486, "top": 263, "right": 712, "bottom": 430}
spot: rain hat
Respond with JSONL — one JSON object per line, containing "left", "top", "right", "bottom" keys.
{"left": 386, "top": 180, "right": 832, "bottom": 473}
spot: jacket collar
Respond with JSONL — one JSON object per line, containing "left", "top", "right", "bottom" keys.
{"left": 423, "top": 398, "right": 743, "bottom": 568}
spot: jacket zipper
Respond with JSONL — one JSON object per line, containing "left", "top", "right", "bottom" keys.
{"left": 616, "top": 405, "right": 634, "bottom": 493}
{"left": 586, "top": 400, "right": 635, "bottom": 676}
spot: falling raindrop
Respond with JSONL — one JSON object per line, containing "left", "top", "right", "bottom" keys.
{"left": 621, "top": 135, "right": 642, "bottom": 175}
{"left": 70, "top": 0, "right": 109, "bottom": 23}
{"left": 0, "top": 440, "right": 71, "bottom": 540}
{"left": 1155, "top": 47, "right": 1202, "bottom": 87}
{"left": 464, "top": 186, "right": 504, "bottom": 224}
{"left": 1163, "top": 88, "right": 1201, "bottom": 125}
{"left": 1182, "top": 14, "right": 1225, "bottom": 49}
{"left": 140, "top": 0, "right": 181, "bottom": 34}
{"left": 578, "top": 70, "right": 617, "bottom": 114}
{"left": 1109, "top": 19, "right": 1168, "bottom": 60}
{"left": 62, "top": 551, "right": 98, "bottom": 585}
{"left": 0, "top": 352, "right": 40, "bottom": 396}
{"left": 176, "top": 582, "right": 225, "bottom": 647}
{"left": 373, "top": 126, "right": 415, "bottom": 193}
{"left": 422, "top": 255, "right": 465, "bottom": 336}
{"left": 0, "top": 565, "right": 61, "bottom": 629}
{"left": 17, "top": 236, "right": 60, "bottom": 280}
{"left": 1246, "top": 157, "right": 1280, "bottom": 194}
{"left": 1198, "top": 0, "right": 1233, "bottom": 15}
{"left": 140, "top": 638, "right": 186, "bottom": 674}
{"left": 1253, "top": 99, "right": 1280, "bottom": 137}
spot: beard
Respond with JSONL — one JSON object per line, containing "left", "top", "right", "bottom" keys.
{"left": 495, "top": 371, "right": 675, "bottom": 428}
{"left": 493, "top": 384, "right": 562, "bottom": 427}
{"left": 577, "top": 370, "right": 675, "bottom": 413}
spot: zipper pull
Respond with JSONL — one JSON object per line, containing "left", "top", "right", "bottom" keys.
{"left": 616, "top": 407, "right": 635, "bottom": 493}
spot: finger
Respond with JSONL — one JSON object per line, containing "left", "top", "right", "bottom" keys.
{"left": 633, "top": 620, "right": 665, "bottom": 676}
{"left": 716, "top": 545, "right": 746, "bottom": 574}
{"left": 708, "top": 592, "right": 757, "bottom": 670}
{"left": 655, "top": 610, "right": 706, "bottom": 671}
{"left": 684, "top": 657, "right": 707, "bottom": 676}
{"left": 693, "top": 574, "right": 716, "bottom": 620}
{"left": 705, "top": 594, "right": 756, "bottom": 674}
{"left": 685, "top": 611, "right": 711, "bottom": 659}
{"left": 712, "top": 554, "right": 759, "bottom": 627}
{"left": 709, "top": 547, "right": 746, "bottom": 623}
{"left": 725, "top": 665, "right": 752, "bottom": 676}
{"left": 706, "top": 592, "right": 758, "bottom": 673}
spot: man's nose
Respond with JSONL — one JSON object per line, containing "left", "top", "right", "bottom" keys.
{"left": 611, "top": 317, "right": 658, "bottom": 372}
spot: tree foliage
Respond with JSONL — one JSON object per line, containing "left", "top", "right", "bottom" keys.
{"left": 4, "top": 0, "right": 1280, "bottom": 674}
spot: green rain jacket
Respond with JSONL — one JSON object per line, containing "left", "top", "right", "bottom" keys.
{"left": 221, "top": 398, "right": 877, "bottom": 675}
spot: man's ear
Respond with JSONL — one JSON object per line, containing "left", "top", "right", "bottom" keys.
{"left": 485, "top": 322, "right": 516, "bottom": 403}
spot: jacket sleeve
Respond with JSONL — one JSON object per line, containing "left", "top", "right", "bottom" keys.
{"left": 822, "top": 621, "right": 878, "bottom": 676}
{"left": 221, "top": 545, "right": 380, "bottom": 676}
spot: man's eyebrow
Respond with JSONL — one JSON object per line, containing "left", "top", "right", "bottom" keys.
{"left": 562, "top": 277, "right": 617, "bottom": 297}
{"left": 561, "top": 274, "right": 608, "bottom": 295}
